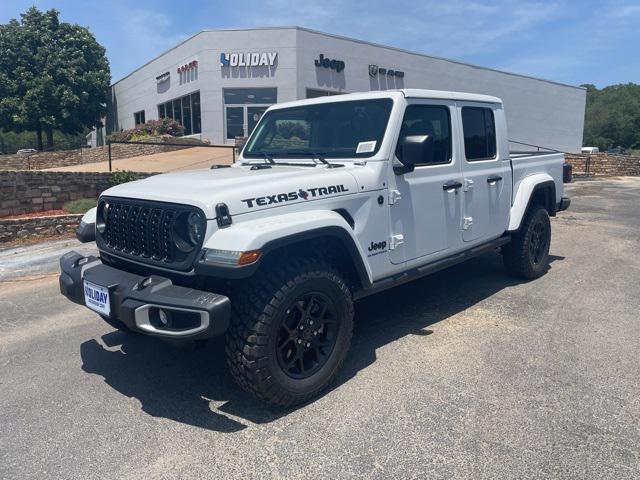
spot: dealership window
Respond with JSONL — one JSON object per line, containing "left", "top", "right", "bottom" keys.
{"left": 461, "top": 107, "right": 496, "bottom": 161}
{"left": 306, "top": 88, "right": 343, "bottom": 99}
{"left": 223, "top": 88, "right": 277, "bottom": 141}
{"left": 224, "top": 88, "right": 277, "bottom": 104}
{"left": 134, "top": 110, "right": 145, "bottom": 125}
{"left": 157, "top": 91, "right": 201, "bottom": 136}
{"left": 192, "top": 93, "right": 201, "bottom": 135}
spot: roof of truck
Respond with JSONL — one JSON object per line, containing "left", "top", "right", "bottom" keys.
{"left": 400, "top": 89, "right": 502, "bottom": 104}
{"left": 269, "top": 89, "right": 502, "bottom": 111}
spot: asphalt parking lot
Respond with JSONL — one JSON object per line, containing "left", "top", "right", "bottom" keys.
{"left": 1, "top": 177, "right": 639, "bottom": 479}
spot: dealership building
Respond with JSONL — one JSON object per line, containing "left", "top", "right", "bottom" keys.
{"left": 96, "top": 26, "right": 586, "bottom": 152}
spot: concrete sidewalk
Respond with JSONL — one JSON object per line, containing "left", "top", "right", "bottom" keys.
{"left": 0, "top": 237, "right": 97, "bottom": 281}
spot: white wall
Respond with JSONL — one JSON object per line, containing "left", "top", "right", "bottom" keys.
{"left": 296, "top": 29, "right": 586, "bottom": 152}
{"left": 109, "top": 27, "right": 586, "bottom": 152}
{"left": 111, "top": 28, "right": 299, "bottom": 144}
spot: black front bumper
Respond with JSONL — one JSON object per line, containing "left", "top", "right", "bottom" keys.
{"left": 59, "top": 251, "right": 231, "bottom": 340}
{"left": 557, "top": 196, "right": 571, "bottom": 212}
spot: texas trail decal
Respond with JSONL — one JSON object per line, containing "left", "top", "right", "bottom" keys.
{"left": 241, "top": 184, "right": 348, "bottom": 208}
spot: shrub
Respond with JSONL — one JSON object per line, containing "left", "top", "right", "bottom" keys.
{"left": 109, "top": 170, "right": 140, "bottom": 186}
{"left": 107, "top": 118, "right": 185, "bottom": 142}
{"left": 276, "top": 121, "right": 309, "bottom": 140}
{"left": 63, "top": 198, "right": 97, "bottom": 214}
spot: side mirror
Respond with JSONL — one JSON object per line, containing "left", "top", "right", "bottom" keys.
{"left": 395, "top": 135, "right": 434, "bottom": 174}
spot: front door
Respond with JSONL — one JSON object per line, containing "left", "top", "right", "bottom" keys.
{"left": 389, "top": 100, "right": 464, "bottom": 265}
{"left": 225, "top": 105, "right": 271, "bottom": 143}
{"left": 225, "top": 106, "right": 244, "bottom": 142}
{"left": 456, "top": 103, "right": 510, "bottom": 243}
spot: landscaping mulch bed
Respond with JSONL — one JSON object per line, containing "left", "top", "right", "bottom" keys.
{"left": 1, "top": 209, "right": 69, "bottom": 220}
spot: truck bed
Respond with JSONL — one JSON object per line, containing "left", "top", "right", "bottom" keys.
{"left": 509, "top": 151, "right": 565, "bottom": 209}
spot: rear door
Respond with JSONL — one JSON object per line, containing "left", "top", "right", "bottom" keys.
{"left": 456, "top": 103, "right": 511, "bottom": 243}
{"left": 388, "top": 100, "right": 464, "bottom": 264}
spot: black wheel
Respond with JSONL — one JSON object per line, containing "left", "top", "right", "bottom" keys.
{"left": 99, "top": 315, "right": 136, "bottom": 334}
{"left": 225, "top": 257, "right": 354, "bottom": 407}
{"left": 503, "top": 205, "right": 551, "bottom": 279}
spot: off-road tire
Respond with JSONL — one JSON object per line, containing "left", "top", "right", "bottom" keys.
{"left": 503, "top": 205, "right": 551, "bottom": 279}
{"left": 225, "top": 257, "right": 354, "bottom": 407}
{"left": 100, "top": 315, "right": 136, "bottom": 334}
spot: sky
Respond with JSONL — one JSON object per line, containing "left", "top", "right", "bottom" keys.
{"left": 1, "top": 0, "right": 639, "bottom": 87}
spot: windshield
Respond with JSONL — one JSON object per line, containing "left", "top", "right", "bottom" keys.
{"left": 243, "top": 98, "right": 393, "bottom": 159}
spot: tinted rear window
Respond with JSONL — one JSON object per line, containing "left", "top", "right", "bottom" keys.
{"left": 461, "top": 107, "right": 497, "bottom": 161}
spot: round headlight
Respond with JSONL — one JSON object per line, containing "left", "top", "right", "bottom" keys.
{"left": 188, "top": 212, "right": 205, "bottom": 245}
{"left": 173, "top": 211, "right": 205, "bottom": 253}
{"left": 96, "top": 201, "right": 109, "bottom": 233}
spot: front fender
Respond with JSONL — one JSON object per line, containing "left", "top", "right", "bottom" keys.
{"left": 76, "top": 207, "right": 97, "bottom": 243}
{"left": 81, "top": 207, "right": 97, "bottom": 224}
{"left": 508, "top": 173, "right": 555, "bottom": 231}
{"left": 198, "top": 210, "right": 373, "bottom": 284}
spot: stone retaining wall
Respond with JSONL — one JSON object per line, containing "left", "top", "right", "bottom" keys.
{"left": 0, "top": 136, "right": 208, "bottom": 170}
{"left": 565, "top": 153, "right": 640, "bottom": 176}
{"left": 0, "top": 170, "right": 156, "bottom": 218}
{"left": 0, "top": 214, "right": 83, "bottom": 243}
{"left": 0, "top": 150, "right": 84, "bottom": 170}
{"left": 0, "top": 171, "right": 111, "bottom": 217}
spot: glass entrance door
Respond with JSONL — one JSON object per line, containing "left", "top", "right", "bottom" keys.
{"left": 225, "top": 106, "right": 244, "bottom": 141}
{"left": 225, "top": 105, "right": 270, "bottom": 142}
{"left": 223, "top": 88, "right": 277, "bottom": 144}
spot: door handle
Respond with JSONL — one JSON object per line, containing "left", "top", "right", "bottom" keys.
{"left": 442, "top": 180, "right": 463, "bottom": 192}
{"left": 487, "top": 175, "right": 503, "bottom": 184}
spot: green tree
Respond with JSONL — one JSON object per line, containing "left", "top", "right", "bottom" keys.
{"left": 582, "top": 83, "right": 640, "bottom": 151}
{"left": 0, "top": 128, "right": 88, "bottom": 154}
{"left": 0, "top": 7, "right": 110, "bottom": 150}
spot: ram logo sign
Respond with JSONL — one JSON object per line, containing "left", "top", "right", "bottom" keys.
{"left": 369, "top": 64, "right": 404, "bottom": 78}
{"left": 220, "top": 52, "right": 278, "bottom": 67}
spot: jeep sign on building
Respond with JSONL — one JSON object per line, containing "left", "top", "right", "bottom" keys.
{"left": 99, "top": 26, "right": 586, "bottom": 152}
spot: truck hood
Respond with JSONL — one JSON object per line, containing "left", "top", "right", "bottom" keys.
{"left": 102, "top": 164, "right": 360, "bottom": 218}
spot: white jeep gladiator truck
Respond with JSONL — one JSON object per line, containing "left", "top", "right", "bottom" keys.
{"left": 60, "top": 89, "right": 571, "bottom": 406}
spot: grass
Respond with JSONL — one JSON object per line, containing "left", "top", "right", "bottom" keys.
{"left": 63, "top": 198, "right": 96, "bottom": 214}
{"left": 626, "top": 149, "right": 640, "bottom": 157}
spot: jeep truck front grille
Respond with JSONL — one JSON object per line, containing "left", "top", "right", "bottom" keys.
{"left": 96, "top": 197, "right": 205, "bottom": 271}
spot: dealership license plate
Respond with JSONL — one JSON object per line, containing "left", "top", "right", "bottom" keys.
{"left": 83, "top": 280, "right": 110, "bottom": 316}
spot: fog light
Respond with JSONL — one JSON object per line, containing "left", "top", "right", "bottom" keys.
{"left": 158, "top": 309, "right": 169, "bottom": 326}
{"left": 149, "top": 307, "right": 171, "bottom": 329}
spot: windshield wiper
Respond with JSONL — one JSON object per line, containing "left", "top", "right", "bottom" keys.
{"left": 269, "top": 150, "right": 344, "bottom": 168}
{"left": 311, "top": 152, "right": 329, "bottom": 165}
{"left": 311, "top": 152, "right": 344, "bottom": 169}
{"left": 243, "top": 151, "right": 275, "bottom": 166}
{"left": 244, "top": 150, "right": 344, "bottom": 167}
